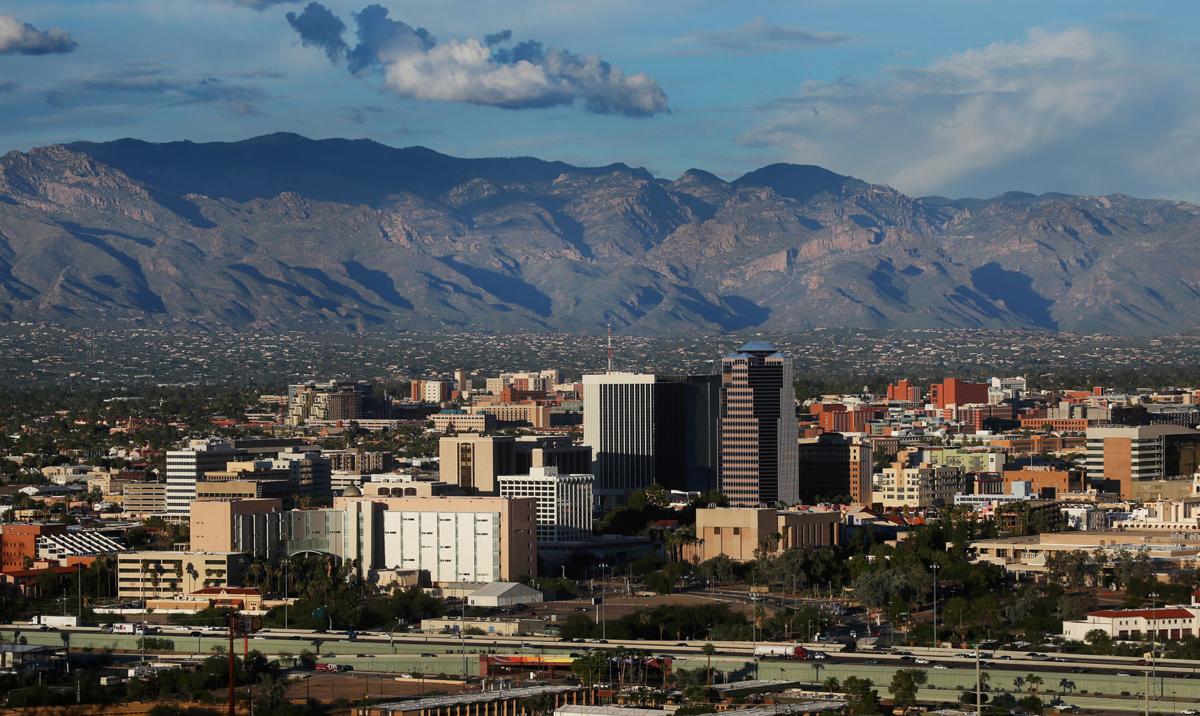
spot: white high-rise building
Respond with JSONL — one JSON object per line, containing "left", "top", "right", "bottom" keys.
{"left": 498, "top": 466, "right": 593, "bottom": 542}
{"left": 583, "top": 372, "right": 656, "bottom": 509}
{"left": 165, "top": 438, "right": 237, "bottom": 517}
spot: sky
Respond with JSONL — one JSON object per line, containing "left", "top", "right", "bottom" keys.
{"left": 3, "top": 0, "right": 1200, "bottom": 201}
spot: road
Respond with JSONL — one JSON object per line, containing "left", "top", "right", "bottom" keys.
{"left": 8, "top": 623, "right": 1198, "bottom": 712}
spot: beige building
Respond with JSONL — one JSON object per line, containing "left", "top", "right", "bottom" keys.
{"left": 431, "top": 412, "right": 495, "bottom": 433}
{"left": 970, "top": 531, "right": 1200, "bottom": 579}
{"left": 1085, "top": 425, "right": 1200, "bottom": 499}
{"left": 688, "top": 507, "right": 841, "bottom": 563}
{"left": 116, "top": 551, "right": 246, "bottom": 599}
{"left": 190, "top": 498, "right": 283, "bottom": 552}
{"left": 467, "top": 402, "right": 552, "bottom": 429}
{"left": 439, "top": 434, "right": 515, "bottom": 494}
{"left": 871, "top": 449, "right": 964, "bottom": 508}
{"left": 122, "top": 482, "right": 167, "bottom": 517}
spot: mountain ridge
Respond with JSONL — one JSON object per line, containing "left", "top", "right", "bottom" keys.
{"left": 0, "top": 133, "right": 1197, "bottom": 336}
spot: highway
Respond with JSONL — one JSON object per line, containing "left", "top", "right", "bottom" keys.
{"left": 8, "top": 621, "right": 1200, "bottom": 707}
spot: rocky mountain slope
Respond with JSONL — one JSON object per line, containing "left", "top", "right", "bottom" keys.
{"left": 0, "top": 132, "right": 1196, "bottom": 335}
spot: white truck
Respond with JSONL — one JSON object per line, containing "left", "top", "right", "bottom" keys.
{"left": 753, "top": 644, "right": 811, "bottom": 660}
{"left": 31, "top": 615, "right": 78, "bottom": 629}
{"left": 110, "top": 623, "right": 141, "bottom": 634}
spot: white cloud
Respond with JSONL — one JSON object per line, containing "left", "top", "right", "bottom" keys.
{"left": 742, "top": 27, "right": 1200, "bottom": 199}
{"left": 288, "top": 3, "right": 668, "bottom": 117}
{"left": 0, "top": 13, "right": 77, "bottom": 55}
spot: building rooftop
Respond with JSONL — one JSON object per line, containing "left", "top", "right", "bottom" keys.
{"left": 469, "top": 581, "right": 543, "bottom": 599}
{"left": 1089, "top": 608, "right": 1194, "bottom": 620}
{"left": 373, "top": 684, "right": 577, "bottom": 712}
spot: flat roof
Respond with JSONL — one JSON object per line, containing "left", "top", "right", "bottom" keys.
{"left": 372, "top": 685, "right": 578, "bottom": 713}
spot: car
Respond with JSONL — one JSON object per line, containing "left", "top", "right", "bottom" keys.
{"left": 1180, "top": 709, "right": 1198, "bottom": 715}
{"left": 675, "top": 642, "right": 688, "bottom": 646}
{"left": 1117, "top": 672, "right": 1131, "bottom": 677}
{"left": 914, "top": 658, "right": 930, "bottom": 665}
{"left": 419, "top": 652, "right": 437, "bottom": 658}
{"left": 396, "top": 674, "right": 414, "bottom": 679}
{"left": 190, "top": 631, "right": 202, "bottom": 637}
{"left": 864, "top": 659, "right": 879, "bottom": 665}
{"left": 932, "top": 664, "right": 948, "bottom": 670}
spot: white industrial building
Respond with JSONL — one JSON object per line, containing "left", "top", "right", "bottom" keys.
{"left": 382, "top": 509, "right": 502, "bottom": 583}
{"left": 466, "top": 581, "right": 544, "bottom": 608}
{"left": 497, "top": 466, "right": 593, "bottom": 542}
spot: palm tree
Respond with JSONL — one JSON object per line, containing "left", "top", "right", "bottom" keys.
{"left": 1026, "top": 674, "right": 1043, "bottom": 694}
{"left": 1013, "top": 676, "right": 1025, "bottom": 692}
{"left": 701, "top": 643, "right": 716, "bottom": 687}
{"left": 186, "top": 563, "right": 199, "bottom": 594}
{"left": 1059, "top": 678, "right": 1076, "bottom": 694}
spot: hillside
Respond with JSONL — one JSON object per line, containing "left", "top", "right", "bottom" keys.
{"left": 0, "top": 133, "right": 1196, "bottom": 335}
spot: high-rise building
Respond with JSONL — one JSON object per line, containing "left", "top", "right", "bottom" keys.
{"left": 583, "top": 372, "right": 719, "bottom": 509}
{"left": 498, "top": 466, "right": 594, "bottom": 542}
{"left": 718, "top": 342, "right": 799, "bottom": 507}
{"left": 929, "top": 378, "right": 989, "bottom": 409}
{"left": 165, "top": 439, "right": 238, "bottom": 517}
{"left": 286, "top": 381, "right": 370, "bottom": 425}
{"left": 438, "top": 433, "right": 516, "bottom": 494}
{"left": 1086, "top": 425, "right": 1200, "bottom": 499}
{"left": 796, "top": 432, "right": 873, "bottom": 504}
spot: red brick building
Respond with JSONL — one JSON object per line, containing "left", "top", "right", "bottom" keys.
{"left": 886, "top": 379, "right": 921, "bottom": 402}
{"left": 0, "top": 524, "right": 66, "bottom": 571}
{"left": 929, "top": 378, "right": 989, "bottom": 408}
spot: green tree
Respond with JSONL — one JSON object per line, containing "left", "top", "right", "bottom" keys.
{"left": 842, "top": 676, "right": 881, "bottom": 715}
{"left": 888, "top": 669, "right": 927, "bottom": 709}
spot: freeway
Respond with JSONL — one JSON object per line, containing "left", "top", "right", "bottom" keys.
{"left": 8, "top": 622, "right": 1198, "bottom": 677}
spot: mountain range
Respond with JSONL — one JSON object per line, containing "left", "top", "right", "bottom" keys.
{"left": 0, "top": 132, "right": 1197, "bottom": 336}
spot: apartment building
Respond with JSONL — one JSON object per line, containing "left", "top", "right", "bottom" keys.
{"left": 871, "top": 449, "right": 965, "bottom": 508}
{"left": 498, "top": 466, "right": 594, "bottom": 542}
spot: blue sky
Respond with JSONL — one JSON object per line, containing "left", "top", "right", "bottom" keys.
{"left": 3, "top": 1, "right": 1200, "bottom": 200}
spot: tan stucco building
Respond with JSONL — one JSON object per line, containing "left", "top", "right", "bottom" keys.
{"left": 688, "top": 507, "right": 841, "bottom": 563}
{"left": 116, "top": 551, "right": 246, "bottom": 599}
{"left": 190, "top": 498, "right": 283, "bottom": 552}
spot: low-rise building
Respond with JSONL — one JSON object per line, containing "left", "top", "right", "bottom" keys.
{"left": 1063, "top": 607, "right": 1200, "bottom": 642}
{"left": 420, "top": 616, "right": 546, "bottom": 636}
{"left": 687, "top": 507, "right": 841, "bottom": 563}
{"left": 116, "top": 551, "right": 247, "bottom": 599}
{"left": 122, "top": 482, "right": 168, "bottom": 517}
{"left": 466, "top": 581, "right": 544, "bottom": 608}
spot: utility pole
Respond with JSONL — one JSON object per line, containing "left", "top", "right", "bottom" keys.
{"left": 930, "top": 563, "right": 940, "bottom": 648}
{"left": 228, "top": 613, "right": 236, "bottom": 716}
{"left": 283, "top": 559, "right": 289, "bottom": 630}
{"left": 1146, "top": 591, "right": 1158, "bottom": 716}
{"left": 975, "top": 645, "right": 982, "bottom": 715}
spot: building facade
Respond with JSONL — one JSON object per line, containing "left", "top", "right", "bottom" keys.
{"left": 439, "top": 434, "right": 516, "bottom": 494}
{"left": 498, "top": 467, "right": 594, "bottom": 542}
{"left": 1085, "top": 425, "right": 1200, "bottom": 498}
{"left": 718, "top": 342, "right": 799, "bottom": 507}
{"left": 165, "top": 439, "right": 238, "bottom": 517}
{"left": 379, "top": 496, "right": 537, "bottom": 583}
{"left": 116, "top": 551, "right": 246, "bottom": 599}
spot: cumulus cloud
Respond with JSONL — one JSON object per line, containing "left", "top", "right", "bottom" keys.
{"left": 0, "top": 14, "right": 78, "bottom": 55}
{"left": 286, "top": 3, "right": 668, "bottom": 116}
{"left": 741, "top": 27, "right": 1200, "bottom": 199}
{"left": 285, "top": 2, "right": 346, "bottom": 61}
{"left": 672, "top": 17, "right": 849, "bottom": 54}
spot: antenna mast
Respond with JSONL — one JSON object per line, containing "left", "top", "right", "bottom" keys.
{"left": 606, "top": 321, "right": 613, "bottom": 373}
